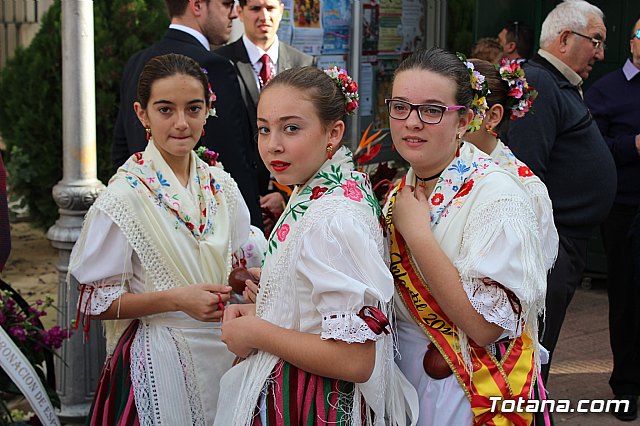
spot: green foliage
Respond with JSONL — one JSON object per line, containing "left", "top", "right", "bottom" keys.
{"left": 0, "top": 0, "right": 168, "bottom": 229}
{"left": 447, "top": 0, "right": 475, "bottom": 55}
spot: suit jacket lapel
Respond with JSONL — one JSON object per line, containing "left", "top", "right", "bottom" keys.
{"left": 277, "top": 44, "right": 292, "bottom": 73}
{"left": 237, "top": 61, "right": 260, "bottom": 107}
{"left": 230, "top": 39, "right": 260, "bottom": 107}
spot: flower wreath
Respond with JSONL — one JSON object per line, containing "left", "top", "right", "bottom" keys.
{"left": 457, "top": 53, "right": 490, "bottom": 134}
{"left": 201, "top": 68, "right": 218, "bottom": 118}
{"left": 323, "top": 66, "right": 359, "bottom": 115}
{"left": 497, "top": 58, "right": 538, "bottom": 120}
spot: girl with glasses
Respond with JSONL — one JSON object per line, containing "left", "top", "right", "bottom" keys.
{"left": 384, "top": 47, "right": 547, "bottom": 425}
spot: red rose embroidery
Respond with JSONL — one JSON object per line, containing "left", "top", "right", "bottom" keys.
{"left": 310, "top": 186, "right": 328, "bottom": 200}
{"left": 199, "top": 224, "right": 205, "bottom": 233}
{"left": 134, "top": 152, "right": 144, "bottom": 164}
{"left": 431, "top": 193, "right": 445, "bottom": 205}
{"left": 276, "top": 224, "right": 290, "bottom": 242}
{"left": 518, "top": 166, "right": 534, "bottom": 177}
{"left": 454, "top": 179, "right": 474, "bottom": 199}
{"left": 185, "top": 222, "right": 195, "bottom": 230}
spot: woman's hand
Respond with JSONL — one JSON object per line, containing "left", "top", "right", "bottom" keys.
{"left": 392, "top": 185, "right": 431, "bottom": 239}
{"left": 221, "top": 304, "right": 260, "bottom": 358}
{"left": 242, "top": 268, "right": 261, "bottom": 303}
{"left": 171, "top": 283, "right": 232, "bottom": 322}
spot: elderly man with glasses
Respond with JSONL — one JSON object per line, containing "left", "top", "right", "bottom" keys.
{"left": 112, "top": 0, "right": 263, "bottom": 228}
{"left": 584, "top": 16, "right": 640, "bottom": 422}
{"left": 503, "top": 0, "right": 616, "bottom": 394}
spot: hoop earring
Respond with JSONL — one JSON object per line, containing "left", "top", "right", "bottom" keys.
{"left": 455, "top": 133, "right": 461, "bottom": 157}
{"left": 202, "top": 128, "right": 205, "bottom": 137}
{"left": 485, "top": 126, "right": 497, "bottom": 138}
{"left": 145, "top": 127, "right": 151, "bottom": 141}
{"left": 326, "top": 144, "right": 334, "bottom": 160}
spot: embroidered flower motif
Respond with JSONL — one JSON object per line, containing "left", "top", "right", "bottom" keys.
{"left": 431, "top": 193, "right": 445, "bottom": 206}
{"left": 342, "top": 179, "right": 363, "bottom": 202}
{"left": 454, "top": 179, "right": 474, "bottom": 199}
{"left": 310, "top": 186, "right": 328, "bottom": 200}
{"left": 134, "top": 152, "right": 144, "bottom": 165}
{"left": 518, "top": 166, "right": 534, "bottom": 177}
{"left": 185, "top": 222, "right": 195, "bottom": 231}
{"left": 156, "top": 171, "right": 170, "bottom": 187}
{"left": 276, "top": 224, "right": 290, "bottom": 242}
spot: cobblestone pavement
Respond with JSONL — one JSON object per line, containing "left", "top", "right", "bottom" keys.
{"left": 548, "top": 280, "right": 639, "bottom": 425}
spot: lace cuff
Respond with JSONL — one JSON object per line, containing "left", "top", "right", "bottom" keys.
{"left": 462, "top": 278, "right": 521, "bottom": 336}
{"left": 321, "top": 311, "right": 382, "bottom": 343}
{"left": 78, "top": 283, "right": 128, "bottom": 316}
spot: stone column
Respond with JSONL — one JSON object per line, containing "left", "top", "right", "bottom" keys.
{"left": 47, "top": 0, "right": 105, "bottom": 423}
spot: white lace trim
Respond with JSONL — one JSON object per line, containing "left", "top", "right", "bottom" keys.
{"left": 461, "top": 278, "right": 519, "bottom": 336}
{"left": 321, "top": 311, "right": 382, "bottom": 343}
{"left": 130, "top": 323, "right": 159, "bottom": 425}
{"left": 79, "top": 283, "right": 127, "bottom": 316}
{"left": 167, "top": 328, "right": 205, "bottom": 425}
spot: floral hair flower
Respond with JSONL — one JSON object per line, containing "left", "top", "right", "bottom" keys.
{"left": 323, "top": 66, "right": 360, "bottom": 115}
{"left": 200, "top": 68, "right": 218, "bottom": 118}
{"left": 195, "top": 146, "right": 219, "bottom": 166}
{"left": 457, "top": 53, "right": 490, "bottom": 134}
{"left": 497, "top": 58, "right": 538, "bottom": 120}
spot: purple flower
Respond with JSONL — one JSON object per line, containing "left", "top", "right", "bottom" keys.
{"left": 9, "top": 326, "right": 27, "bottom": 342}
{"left": 45, "top": 326, "right": 67, "bottom": 349}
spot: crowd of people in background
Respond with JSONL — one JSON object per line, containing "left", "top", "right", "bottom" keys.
{"left": 1, "top": 0, "right": 639, "bottom": 424}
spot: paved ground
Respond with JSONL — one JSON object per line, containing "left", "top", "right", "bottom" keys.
{"left": 548, "top": 279, "right": 639, "bottom": 425}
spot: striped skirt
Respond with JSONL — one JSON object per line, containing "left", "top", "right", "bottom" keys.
{"left": 253, "top": 360, "right": 363, "bottom": 426}
{"left": 86, "top": 320, "right": 140, "bottom": 426}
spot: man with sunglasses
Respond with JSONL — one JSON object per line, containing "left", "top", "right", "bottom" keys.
{"left": 584, "top": 16, "right": 640, "bottom": 421}
{"left": 504, "top": 0, "right": 616, "bottom": 392}
{"left": 112, "top": 0, "right": 263, "bottom": 228}
{"left": 497, "top": 20, "right": 535, "bottom": 61}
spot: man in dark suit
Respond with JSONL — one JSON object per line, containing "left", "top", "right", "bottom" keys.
{"left": 216, "top": 0, "right": 313, "bottom": 233}
{"left": 112, "top": 0, "right": 262, "bottom": 228}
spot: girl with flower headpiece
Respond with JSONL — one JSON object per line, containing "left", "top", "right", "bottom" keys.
{"left": 466, "top": 58, "right": 558, "bottom": 273}
{"left": 215, "top": 66, "right": 418, "bottom": 426}
{"left": 68, "top": 53, "right": 266, "bottom": 425}
{"left": 384, "top": 47, "right": 548, "bottom": 425}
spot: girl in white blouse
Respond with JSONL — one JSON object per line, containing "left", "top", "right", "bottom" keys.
{"left": 69, "top": 54, "right": 264, "bottom": 426}
{"left": 215, "top": 66, "right": 418, "bottom": 426}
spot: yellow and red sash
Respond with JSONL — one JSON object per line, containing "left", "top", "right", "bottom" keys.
{"left": 386, "top": 184, "right": 537, "bottom": 426}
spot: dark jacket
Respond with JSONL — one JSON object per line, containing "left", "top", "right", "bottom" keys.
{"left": 216, "top": 38, "right": 314, "bottom": 194}
{"left": 585, "top": 64, "right": 640, "bottom": 206}
{"left": 504, "top": 53, "right": 616, "bottom": 238}
{"left": 111, "top": 29, "right": 262, "bottom": 227}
